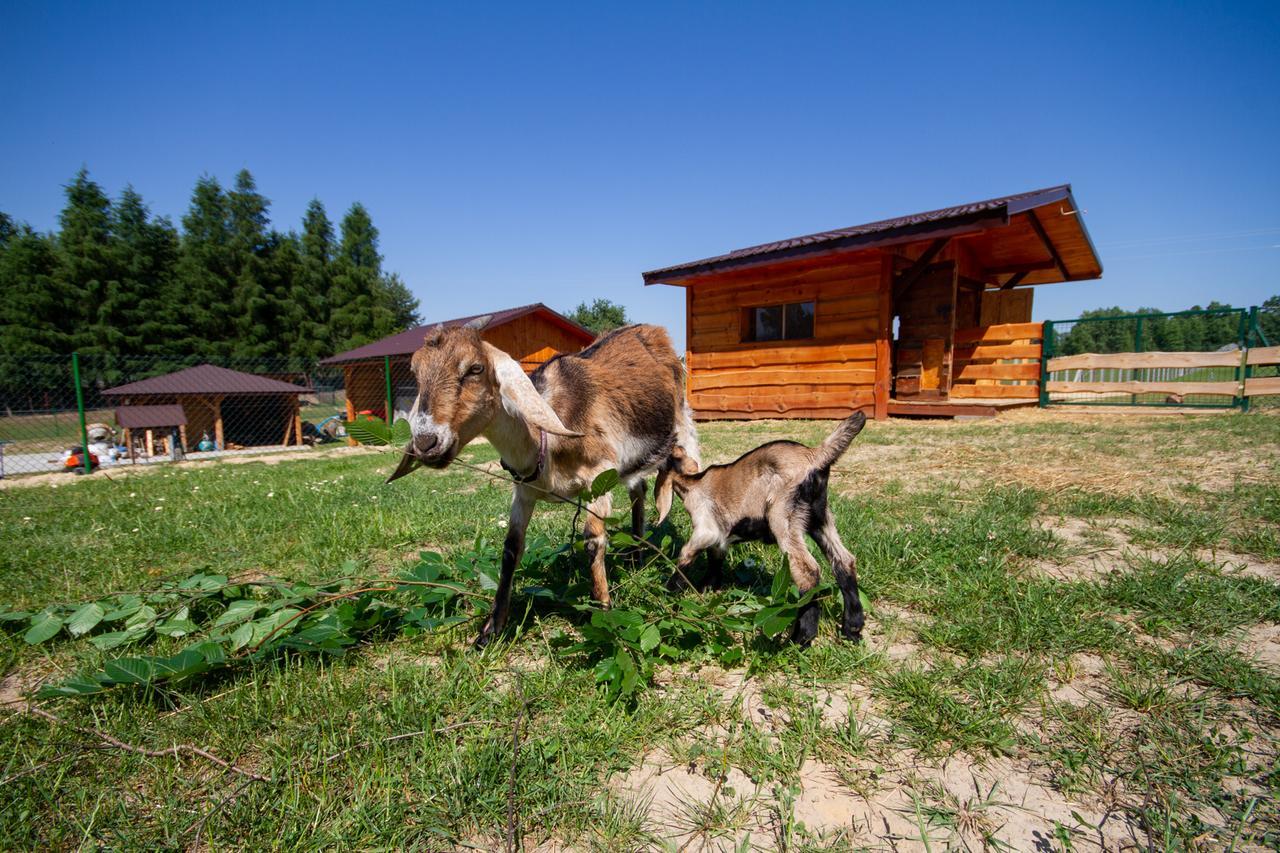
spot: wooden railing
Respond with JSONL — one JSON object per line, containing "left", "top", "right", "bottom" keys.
{"left": 1045, "top": 345, "right": 1280, "bottom": 399}
{"left": 950, "top": 322, "right": 1042, "bottom": 400}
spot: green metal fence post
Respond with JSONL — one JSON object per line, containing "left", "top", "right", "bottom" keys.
{"left": 1039, "top": 322, "right": 1053, "bottom": 408}
{"left": 1132, "top": 317, "right": 1144, "bottom": 404}
{"left": 1242, "top": 306, "right": 1257, "bottom": 413}
{"left": 384, "top": 355, "right": 394, "bottom": 426}
{"left": 71, "top": 353, "right": 91, "bottom": 474}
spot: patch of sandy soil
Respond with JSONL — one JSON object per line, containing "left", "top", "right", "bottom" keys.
{"left": 1047, "top": 652, "right": 1110, "bottom": 707}
{"left": 1030, "top": 517, "right": 1132, "bottom": 582}
{"left": 1205, "top": 550, "right": 1280, "bottom": 583}
{"left": 611, "top": 747, "right": 1147, "bottom": 851}
{"left": 1233, "top": 622, "right": 1280, "bottom": 674}
{"left": 0, "top": 668, "right": 39, "bottom": 711}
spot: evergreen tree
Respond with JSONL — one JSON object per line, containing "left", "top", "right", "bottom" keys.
{"left": 0, "top": 222, "right": 67, "bottom": 408}
{"left": 377, "top": 272, "right": 421, "bottom": 334}
{"left": 55, "top": 169, "right": 118, "bottom": 354}
{"left": 328, "top": 203, "right": 390, "bottom": 351}
{"left": 227, "top": 169, "right": 280, "bottom": 359}
{"left": 176, "top": 176, "right": 236, "bottom": 357}
{"left": 285, "top": 199, "right": 335, "bottom": 362}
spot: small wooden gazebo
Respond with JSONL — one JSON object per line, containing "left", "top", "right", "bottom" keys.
{"left": 103, "top": 364, "right": 311, "bottom": 451}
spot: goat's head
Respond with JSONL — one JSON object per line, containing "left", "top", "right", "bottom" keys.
{"left": 396, "top": 324, "right": 581, "bottom": 473}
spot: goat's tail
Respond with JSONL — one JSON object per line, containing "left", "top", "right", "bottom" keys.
{"left": 812, "top": 411, "right": 868, "bottom": 471}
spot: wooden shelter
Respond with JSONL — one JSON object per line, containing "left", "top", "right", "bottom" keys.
{"left": 320, "top": 303, "right": 597, "bottom": 423}
{"left": 103, "top": 365, "right": 311, "bottom": 450}
{"left": 115, "top": 403, "right": 187, "bottom": 461}
{"left": 643, "top": 185, "right": 1103, "bottom": 419}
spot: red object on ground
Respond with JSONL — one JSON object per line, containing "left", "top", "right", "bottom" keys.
{"left": 65, "top": 452, "right": 99, "bottom": 470}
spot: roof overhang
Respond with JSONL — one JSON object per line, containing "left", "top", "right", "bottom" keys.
{"left": 642, "top": 185, "right": 1102, "bottom": 289}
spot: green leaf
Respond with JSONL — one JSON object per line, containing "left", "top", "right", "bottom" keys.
{"left": 229, "top": 622, "right": 254, "bottom": 652}
{"left": 639, "top": 623, "right": 661, "bottom": 653}
{"left": 590, "top": 469, "right": 620, "bottom": 498}
{"left": 37, "top": 677, "right": 106, "bottom": 699}
{"left": 66, "top": 602, "right": 106, "bottom": 637}
{"left": 23, "top": 613, "right": 63, "bottom": 645}
{"left": 103, "top": 658, "right": 155, "bottom": 685}
{"left": 754, "top": 604, "right": 797, "bottom": 639}
{"left": 0, "top": 606, "right": 32, "bottom": 623}
{"left": 102, "top": 595, "right": 143, "bottom": 622}
{"left": 770, "top": 564, "right": 792, "bottom": 601}
{"left": 155, "top": 619, "right": 200, "bottom": 638}
{"left": 88, "top": 626, "right": 150, "bottom": 650}
{"left": 213, "top": 600, "right": 261, "bottom": 628}
{"left": 391, "top": 419, "right": 412, "bottom": 444}
{"left": 344, "top": 415, "right": 391, "bottom": 446}
{"left": 125, "top": 605, "right": 157, "bottom": 631}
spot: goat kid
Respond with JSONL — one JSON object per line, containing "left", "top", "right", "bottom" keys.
{"left": 661, "top": 411, "right": 867, "bottom": 646}
{"left": 388, "top": 321, "right": 700, "bottom": 648}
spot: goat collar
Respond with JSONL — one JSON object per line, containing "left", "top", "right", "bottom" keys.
{"left": 500, "top": 428, "right": 546, "bottom": 484}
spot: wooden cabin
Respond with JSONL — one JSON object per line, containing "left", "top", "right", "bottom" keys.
{"left": 320, "top": 303, "right": 597, "bottom": 423}
{"left": 643, "top": 185, "right": 1103, "bottom": 419}
{"left": 103, "top": 364, "right": 311, "bottom": 450}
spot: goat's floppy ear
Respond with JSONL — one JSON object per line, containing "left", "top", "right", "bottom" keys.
{"left": 654, "top": 467, "right": 674, "bottom": 525}
{"left": 482, "top": 343, "right": 583, "bottom": 438}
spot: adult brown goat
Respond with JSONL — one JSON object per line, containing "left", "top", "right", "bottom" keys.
{"left": 388, "top": 321, "right": 700, "bottom": 648}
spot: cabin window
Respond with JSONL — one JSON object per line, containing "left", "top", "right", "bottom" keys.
{"left": 745, "top": 301, "right": 814, "bottom": 342}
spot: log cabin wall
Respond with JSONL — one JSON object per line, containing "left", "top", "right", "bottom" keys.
{"left": 684, "top": 255, "right": 884, "bottom": 420}
{"left": 893, "top": 261, "right": 958, "bottom": 399}
{"left": 481, "top": 316, "right": 591, "bottom": 372}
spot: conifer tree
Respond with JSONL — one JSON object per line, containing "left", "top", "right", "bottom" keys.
{"left": 286, "top": 199, "right": 335, "bottom": 361}
{"left": 329, "top": 203, "right": 390, "bottom": 351}
{"left": 176, "top": 176, "right": 236, "bottom": 357}
{"left": 55, "top": 169, "right": 118, "bottom": 354}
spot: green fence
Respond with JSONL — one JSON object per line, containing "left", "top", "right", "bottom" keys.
{"left": 0, "top": 354, "right": 347, "bottom": 478}
{"left": 1039, "top": 306, "right": 1275, "bottom": 411}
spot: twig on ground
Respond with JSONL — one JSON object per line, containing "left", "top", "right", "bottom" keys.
{"left": 506, "top": 671, "right": 526, "bottom": 853}
{"left": 322, "top": 719, "right": 496, "bottom": 763}
{"left": 159, "top": 683, "right": 248, "bottom": 718}
{"left": 26, "top": 706, "right": 273, "bottom": 783}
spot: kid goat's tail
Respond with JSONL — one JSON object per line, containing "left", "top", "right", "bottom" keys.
{"left": 812, "top": 411, "right": 868, "bottom": 471}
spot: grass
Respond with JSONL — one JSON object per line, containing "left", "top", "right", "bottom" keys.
{"left": 1, "top": 409, "right": 1279, "bottom": 848}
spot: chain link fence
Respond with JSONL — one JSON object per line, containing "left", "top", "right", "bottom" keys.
{"left": 0, "top": 354, "right": 348, "bottom": 478}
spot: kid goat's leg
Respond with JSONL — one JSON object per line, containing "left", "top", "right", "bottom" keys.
{"left": 665, "top": 527, "right": 720, "bottom": 592}
{"left": 475, "top": 486, "right": 535, "bottom": 649}
{"left": 810, "top": 508, "right": 864, "bottom": 642}
{"left": 768, "top": 506, "right": 823, "bottom": 646}
{"left": 583, "top": 491, "right": 613, "bottom": 608}
{"left": 628, "top": 480, "right": 646, "bottom": 537}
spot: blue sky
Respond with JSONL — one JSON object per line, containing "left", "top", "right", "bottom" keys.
{"left": 3, "top": 2, "right": 1278, "bottom": 343}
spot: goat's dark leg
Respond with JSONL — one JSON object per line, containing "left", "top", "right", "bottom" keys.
{"left": 810, "top": 507, "right": 864, "bottom": 642}
{"left": 475, "top": 486, "right": 534, "bottom": 649}
{"left": 628, "top": 480, "right": 646, "bottom": 538}
{"left": 584, "top": 491, "right": 614, "bottom": 608}
{"left": 701, "top": 545, "right": 728, "bottom": 591}
{"left": 769, "top": 506, "right": 822, "bottom": 647}
{"left": 665, "top": 528, "right": 718, "bottom": 592}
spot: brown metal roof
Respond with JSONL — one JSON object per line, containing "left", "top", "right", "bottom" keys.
{"left": 320, "top": 302, "right": 597, "bottom": 365}
{"left": 103, "top": 364, "right": 311, "bottom": 397}
{"left": 115, "top": 404, "right": 187, "bottom": 429}
{"left": 643, "top": 185, "right": 1098, "bottom": 284}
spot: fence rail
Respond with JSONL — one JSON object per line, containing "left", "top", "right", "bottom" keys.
{"left": 1039, "top": 305, "right": 1276, "bottom": 410}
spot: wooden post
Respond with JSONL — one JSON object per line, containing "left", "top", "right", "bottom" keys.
{"left": 294, "top": 400, "right": 303, "bottom": 446}
{"left": 178, "top": 424, "right": 187, "bottom": 452}
{"left": 145, "top": 429, "right": 154, "bottom": 458}
{"left": 344, "top": 366, "right": 358, "bottom": 446}
{"left": 213, "top": 396, "right": 224, "bottom": 450}
{"left": 874, "top": 253, "right": 894, "bottom": 420}
{"left": 124, "top": 428, "right": 134, "bottom": 464}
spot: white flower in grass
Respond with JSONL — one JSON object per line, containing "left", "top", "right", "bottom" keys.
{"left": 131, "top": 527, "right": 139, "bottom": 533}
{"left": 497, "top": 519, "right": 508, "bottom": 528}
{"left": 129, "top": 492, "right": 137, "bottom": 498}
{"left": 986, "top": 531, "right": 996, "bottom": 541}
{"left": 22, "top": 517, "right": 32, "bottom": 522}
{"left": 266, "top": 491, "right": 275, "bottom": 498}
{"left": 154, "top": 506, "right": 164, "bottom": 512}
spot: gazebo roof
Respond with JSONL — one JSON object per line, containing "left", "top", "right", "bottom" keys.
{"left": 103, "top": 364, "right": 311, "bottom": 397}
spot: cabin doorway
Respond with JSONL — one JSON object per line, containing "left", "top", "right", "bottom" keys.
{"left": 892, "top": 261, "right": 958, "bottom": 400}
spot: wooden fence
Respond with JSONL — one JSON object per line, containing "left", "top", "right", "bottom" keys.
{"left": 950, "top": 322, "right": 1043, "bottom": 400}
{"left": 1045, "top": 345, "right": 1280, "bottom": 400}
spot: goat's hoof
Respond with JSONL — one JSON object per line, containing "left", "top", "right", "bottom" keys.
{"left": 473, "top": 625, "right": 497, "bottom": 650}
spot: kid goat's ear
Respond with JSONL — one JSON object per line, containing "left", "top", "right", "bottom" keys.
{"left": 482, "top": 343, "right": 583, "bottom": 438}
